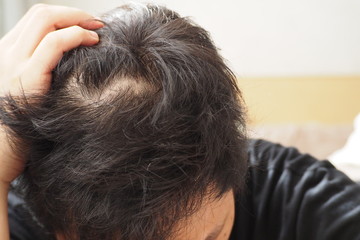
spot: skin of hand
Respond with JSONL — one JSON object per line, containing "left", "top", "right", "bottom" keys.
{"left": 0, "top": 4, "right": 103, "bottom": 239}
{"left": 0, "top": 3, "right": 103, "bottom": 185}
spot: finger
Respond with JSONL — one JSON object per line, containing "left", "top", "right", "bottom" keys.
{"left": 79, "top": 17, "right": 105, "bottom": 30}
{"left": 22, "top": 26, "right": 100, "bottom": 93}
{"left": 14, "top": 4, "right": 103, "bottom": 57}
{"left": 2, "top": 4, "right": 101, "bottom": 45}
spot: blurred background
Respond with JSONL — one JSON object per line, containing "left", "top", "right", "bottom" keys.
{"left": 1, "top": 0, "right": 360, "bottom": 176}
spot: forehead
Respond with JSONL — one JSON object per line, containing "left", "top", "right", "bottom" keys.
{"left": 171, "top": 190, "right": 235, "bottom": 240}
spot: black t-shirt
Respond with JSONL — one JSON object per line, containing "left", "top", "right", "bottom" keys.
{"left": 9, "top": 140, "right": 360, "bottom": 240}
{"left": 230, "top": 140, "right": 360, "bottom": 240}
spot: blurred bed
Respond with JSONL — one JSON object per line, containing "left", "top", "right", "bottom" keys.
{"left": 249, "top": 113, "right": 360, "bottom": 181}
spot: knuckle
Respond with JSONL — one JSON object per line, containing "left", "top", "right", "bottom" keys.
{"left": 71, "top": 26, "right": 89, "bottom": 37}
{"left": 29, "top": 3, "right": 48, "bottom": 13}
{"left": 31, "top": 4, "right": 52, "bottom": 20}
{"left": 43, "top": 32, "right": 62, "bottom": 48}
{"left": 71, "top": 25, "right": 84, "bottom": 32}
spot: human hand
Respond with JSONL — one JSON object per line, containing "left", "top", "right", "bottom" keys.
{"left": 0, "top": 4, "right": 103, "bottom": 185}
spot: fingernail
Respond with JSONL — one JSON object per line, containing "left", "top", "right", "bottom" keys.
{"left": 89, "top": 31, "right": 99, "bottom": 40}
{"left": 92, "top": 17, "right": 104, "bottom": 26}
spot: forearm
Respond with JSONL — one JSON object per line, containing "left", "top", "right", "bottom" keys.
{"left": 0, "top": 182, "right": 9, "bottom": 240}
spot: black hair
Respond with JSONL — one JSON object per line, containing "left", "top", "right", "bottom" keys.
{"left": 0, "top": 3, "right": 247, "bottom": 240}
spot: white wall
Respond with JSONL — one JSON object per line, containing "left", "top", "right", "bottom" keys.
{"left": 0, "top": 0, "right": 40, "bottom": 36}
{"left": 1, "top": 0, "right": 26, "bottom": 36}
{"left": 4, "top": 0, "right": 360, "bottom": 77}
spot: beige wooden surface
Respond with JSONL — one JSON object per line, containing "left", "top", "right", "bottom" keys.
{"left": 239, "top": 76, "right": 360, "bottom": 125}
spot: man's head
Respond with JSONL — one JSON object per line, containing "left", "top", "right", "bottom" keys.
{"left": 1, "top": 3, "right": 247, "bottom": 240}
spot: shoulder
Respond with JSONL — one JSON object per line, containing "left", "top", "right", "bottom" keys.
{"left": 247, "top": 139, "right": 336, "bottom": 173}
{"left": 8, "top": 190, "right": 49, "bottom": 240}
{"left": 232, "top": 139, "right": 360, "bottom": 240}
{"left": 246, "top": 139, "right": 350, "bottom": 188}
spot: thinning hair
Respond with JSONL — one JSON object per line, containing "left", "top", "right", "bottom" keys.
{"left": 0, "top": 3, "right": 248, "bottom": 240}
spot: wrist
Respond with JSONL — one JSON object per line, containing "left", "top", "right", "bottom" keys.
{"left": 0, "top": 181, "right": 10, "bottom": 194}
{"left": 0, "top": 173, "right": 10, "bottom": 240}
